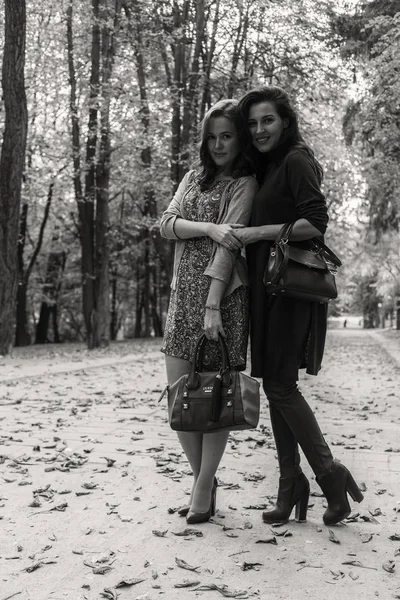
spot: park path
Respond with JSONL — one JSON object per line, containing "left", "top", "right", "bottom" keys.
{"left": 0, "top": 329, "right": 400, "bottom": 600}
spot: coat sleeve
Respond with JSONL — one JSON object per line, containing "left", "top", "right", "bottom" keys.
{"left": 203, "top": 176, "right": 258, "bottom": 284}
{"left": 285, "top": 151, "right": 329, "bottom": 234}
{"left": 159, "top": 170, "right": 194, "bottom": 240}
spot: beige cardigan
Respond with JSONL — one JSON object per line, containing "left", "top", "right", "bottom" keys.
{"left": 160, "top": 170, "right": 258, "bottom": 297}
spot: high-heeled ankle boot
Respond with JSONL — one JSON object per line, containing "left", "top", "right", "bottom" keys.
{"left": 262, "top": 472, "right": 310, "bottom": 524}
{"left": 186, "top": 479, "right": 217, "bottom": 524}
{"left": 317, "top": 460, "right": 364, "bottom": 525}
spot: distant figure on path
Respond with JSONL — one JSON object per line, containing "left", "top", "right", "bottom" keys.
{"left": 233, "top": 86, "right": 364, "bottom": 525}
{"left": 343, "top": 319, "right": 347, "bottom": 328}
{"left": 160, "top": 100, "right": 258, "bottom": 524}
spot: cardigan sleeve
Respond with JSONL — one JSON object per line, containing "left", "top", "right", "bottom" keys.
{"left": 159, "top": 170, "right": 194, "bottom": 240}
{"left": 285, "top": 151, "right": 329, "bottom": 234}
{"left": 203, "top": 176, "right": 258, "bottom": 284}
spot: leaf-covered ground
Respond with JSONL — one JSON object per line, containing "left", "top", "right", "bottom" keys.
{"left": 1, "top": 329, "right": 400, "bottom": 600}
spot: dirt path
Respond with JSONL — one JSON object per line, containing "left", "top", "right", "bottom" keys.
{"left": 0, "top": 330, "right": 400, "bottom": 600}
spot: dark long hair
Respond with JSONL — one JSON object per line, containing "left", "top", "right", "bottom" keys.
{"left": 196, "top": 99, "right": 253, "bottom": 191}
{"left": 237, "top": 86, "right": 323, "bottom": 183}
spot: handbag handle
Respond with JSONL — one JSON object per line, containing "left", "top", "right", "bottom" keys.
{"left": 274, "top": 222, "right": 342, "bottom": 268}
{"left": 186, "top": 333, "right": 230, "bottom": 390}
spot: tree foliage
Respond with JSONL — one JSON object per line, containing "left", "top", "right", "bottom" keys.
{"left": 0, "top": 0, "right": 378, "bottom": 347}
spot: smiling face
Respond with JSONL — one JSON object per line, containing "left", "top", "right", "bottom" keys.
{"left": 248, "top": 101, "right": 288, "bottom": 153}
{"left": 206, "top": 116, "right": 240, "bottom": 175}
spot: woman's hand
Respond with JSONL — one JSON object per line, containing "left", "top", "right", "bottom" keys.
{"left": 207, "top": 223, "right": 244, "bottom": 250}
{"left": 231, "top": 227, "right": 256, "bottom": 247}
{"left": 204, "top": 308, "right": 226, "bottom": 342}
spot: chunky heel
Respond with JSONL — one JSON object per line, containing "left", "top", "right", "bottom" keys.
{"left": 262, "top": 473, "right": 309, "bottom": 524}
{"left": 317, "top": 460, "right": 364, "bottom": 526}
{"left": 294, "top": 487, "right": 309, "bottom": 522}
{"left": 346, "top": 472, "right": 364, "bottom": 503}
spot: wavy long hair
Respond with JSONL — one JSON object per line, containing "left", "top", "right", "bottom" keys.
{"left": 237, "top": 86, "right": 323, "bottom": 183}
{"left": 196, "top": 99, "right": 253, "bottom": 191}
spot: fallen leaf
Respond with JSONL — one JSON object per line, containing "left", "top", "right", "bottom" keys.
{"left": 29, "top": 499, "right": 41, "bottom": 508}
{"left": 383, "top": 560, "right": 395, "bottom": 573}
{"left": 243, "top": 503, "right": 268, "bottom": 510}
{"left": 100, "top": 588, "right": 118, "bottom": 600}
{"left": 241, "top": 561, "right": 262, "bottom": 571}
{"left": 270, "top": 528, "right": 292, "bottom": 537}
{"left": 172, "top": 528, "right": 203, "bottom": 537}
{"left": 330, "top": 569, "right": 345, "bottom": 580}
{"left": 115, "top": 577, "right": 145, "bottom": 588}
{"left": 24, "top": 559, "right": 57, "bottom": 573}
{"left": 175, "top": 557, "right": 200, "bottom": 572}
{"left": 93, "top": 565, "right": 113, "bottom": 575}
{"left": 255, "top": 536, "right": 277, "bottom": 545}
{"left": 342, "top": 560, "right": 377, "bottom": 570}
{"left": 152, "top": 529, "right": 168, "bottom": 537}
{"left": 328, "top": 529, "right": 340, "bottom": 544}
{"left": 360, "top": 533, "right": 373, "bottom": 543}
{"left": 189, "top": 583, "right": 248, "bottom": 598}
{"left": 389, "top": 534, "right": 400, "bottom": 541}
{"left": 174, "top": 580, "right": 201, "bottom": 588}
{"left": 82, "top": 482, "right": 98, "bottom": 490}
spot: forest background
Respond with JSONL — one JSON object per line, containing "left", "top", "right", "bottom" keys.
{"left": 0, "top": 0, "right": 399, "bottom": 354}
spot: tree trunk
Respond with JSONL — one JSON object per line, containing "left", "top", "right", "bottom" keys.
{"left": 0, "top": 0, "right": 28, "bottom": 354}
{"left": 181, "top": 0, "right": 205, "bottom": 166}
{"left": 110, "top": 271, "right": 118, "bottom": 340}
{"left": 200, "top": 0, "right": 220, "bottom": 120}
{"left": 15, "top": 202, "right": 30, "bottom": 345}
{"left": 93, "top": 0, "right": 121, "bottom": 347}
{"left": 15, "top": 282, "right": 30, "bottom": 346}
{"left": 67, "top": 0, "right": 120, "bottom": 349}
{"left": 35, "top": 247, "right": 66, "bottom": 344}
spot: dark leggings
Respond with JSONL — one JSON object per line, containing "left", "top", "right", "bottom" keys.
{"left": 263, "top": 380, "right": 333, "bottom": 479}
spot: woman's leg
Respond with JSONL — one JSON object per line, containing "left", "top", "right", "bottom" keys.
{"left": 165, "top": 356, "right": 203, "bottom": 502}
{"left": 263, "top": 379, "right": 333, "bottom": 478}
{"left": 190, "top": 430, "right": 230, "bottom": 513}
{"left": 268, "top": 403, "right": 301, "bottom": 478}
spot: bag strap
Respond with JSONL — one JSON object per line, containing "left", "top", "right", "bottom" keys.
{"left": 274, "top": 222, "right": 342, "bottom": 269}
{"left": 186, "top": 333, "right": 230, "bottom": 389}
{"left": 311, "top": 238, "right": 342, "bottom": 268}
{"left": 273, "top": 222, "right": 294, "bottom": 245}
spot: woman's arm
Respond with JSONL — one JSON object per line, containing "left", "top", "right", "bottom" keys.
{"left": 204, "top": 176, "right": 259, "bottom": 281}
{"left": 174, "top": 219, "right": 243, "bottom": 249}
{"left": 234, "top": 151, "right": 328, "bottom": 246}
{"left": 203, "top": 278, "right": 227, "bottom": 341}
{"left": 160, "top": 170, "right": 244, "bottom": 248}
{"left": 233, "top": 218, "right": 321, "bottom": 246}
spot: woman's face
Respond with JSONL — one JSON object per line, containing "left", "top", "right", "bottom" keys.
{"left": 247, "top": 101, "right": 288, "bottom": 153}
{"left": 207, "top": 116, "right": 240, "bottom": 174}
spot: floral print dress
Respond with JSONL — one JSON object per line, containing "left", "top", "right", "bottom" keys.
{"left": 161, "top": 179, "right": 249, "bottom": 371}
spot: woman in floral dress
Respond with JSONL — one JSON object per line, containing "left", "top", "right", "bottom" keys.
{"left": 160, "top": 99, "right": 258, "bottom": 523}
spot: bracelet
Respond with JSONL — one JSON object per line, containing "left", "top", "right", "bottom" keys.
{"left": 205, "top": 305, "right": 220, "bottom": 311}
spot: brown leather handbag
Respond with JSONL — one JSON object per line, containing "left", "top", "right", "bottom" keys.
{"left": 161, "top": 334, "right": 260, "bottom": 433}
{"left": 263, "top": 222, "right": 342, "bottom": 303}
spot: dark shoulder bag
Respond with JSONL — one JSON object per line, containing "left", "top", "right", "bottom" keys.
{"left": 263, "top": 222, "right": 342, "bottom": 303}
{"left": 160, "top": 334, "right": 260, "bottom": 433}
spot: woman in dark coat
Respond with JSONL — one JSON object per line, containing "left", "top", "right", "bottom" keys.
{"left": 234, "top": 86, "right": 364, "bottom": 526}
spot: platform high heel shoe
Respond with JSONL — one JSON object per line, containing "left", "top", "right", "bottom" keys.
{"left": 262, "top": 472, "right": 310, "bottom": 524}
{"left": 186, "top": 479, "right": 217, "bottom": 524}
{"left": 317, "top": 460, "right": 364, "bottom": 525}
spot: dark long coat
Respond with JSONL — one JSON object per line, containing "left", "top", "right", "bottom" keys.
{"left": 246, "top": 146, "right": 329, "bottom": 382}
